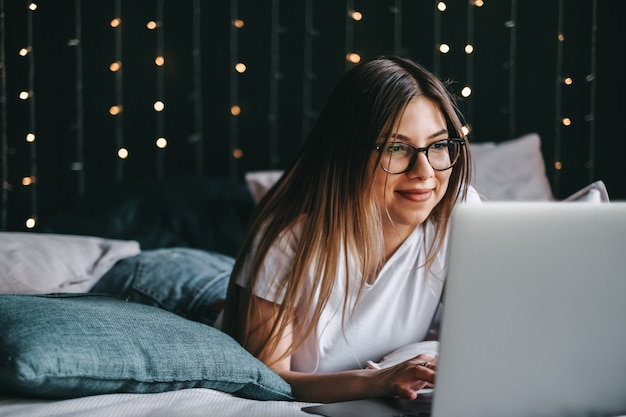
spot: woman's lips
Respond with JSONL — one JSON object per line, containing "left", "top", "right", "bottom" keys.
{"left": 396, "top": 189, "right": 433, "bottom": 203}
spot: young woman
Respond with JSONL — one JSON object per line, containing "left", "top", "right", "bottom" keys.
{"left": 221, "top": 55, "right": 481, "bottom": 403}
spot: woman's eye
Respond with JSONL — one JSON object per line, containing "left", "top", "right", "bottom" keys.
{"left": 431, "top": 141, "right": 448, "bottom": 150}
{"left": 389, "top": 144, "right": 406, "bottom": 154}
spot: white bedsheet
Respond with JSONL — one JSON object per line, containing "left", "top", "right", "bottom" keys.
{"left": 0, "top": 388, "right": 319, "bottom": 417}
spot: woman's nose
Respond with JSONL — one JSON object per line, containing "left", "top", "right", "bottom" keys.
{"left": 407, "top": 151, "right": 434, "bottom": 179}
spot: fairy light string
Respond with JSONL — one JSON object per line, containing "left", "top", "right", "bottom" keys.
{"left": 586, "top": 0, "right": 597, "bottom": 183}
{"left": 0, "top": 0, "right": 8, "bottom": 230}
{"left": 392, "top": 0, "right": 403, "bottom": 55}
{"left": 192, "top": 0, "right": 204, "bottom": 176}
{"left": 433, "top": 2, "right": 442, "bottom": 76}
{"left": 269, "top": 0, "right": 281, "bottom": 168}
{"left": 301, "top": 0, "right": 316, "bottom": 143}
{"left": 229, "top": 0, "right": 241, "bottom": 182}
{"left": 464, "top": 1, "right": 476, "bottom": 131}
{"left": 507, "top": 0, "right": 517, "bottom": 139}
{"left": 111, "top": 0, "right": 125, "bottom": 182}
{"left": 25, "top": 1, "right": 37, "bottom": 229}
{"left": 553, "top": 0, "right": 564, "bottom": 196}
{"left": 154, "top": 0, "right": 166, "bottom": 178}
{"left": 70, "top": 0, "right": 85, "bottom": 196}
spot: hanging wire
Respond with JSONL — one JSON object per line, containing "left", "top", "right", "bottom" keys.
{"left": 507, "top": 0, "right": 517, "bottom": 139}
{"left": 73, "top": 0, "right": 85, "bottom": 196}
{"left": 114, "top": 0, "right": 124, "bottom": 182}
{"left": 155, "top": 0, "right": 165, "bottom": 179}
{"left": 587, "top": 0, "right": 597, "bottom": 182}
{"left": 393, "top": 0, "right": 403, "bottom": 54}
{"left": 301, "top": 0, "right": 315, "bottom": 143}
{"left": 229, "top": 0, "right": 240, "bottom": 182}
{"left": 0, "top": 0, "right": 7, "bottom": 230}
{"left": 192, "top": 0, "right": 204, "bottom": 176}
{"left": 268, "top": 0, "right": 280, "bottom": 168}
{"left": 553, "top": 0, "right": 564, "bottom": 196}
{"left": 27, "top": 0, "right": 37, "bottom": 228}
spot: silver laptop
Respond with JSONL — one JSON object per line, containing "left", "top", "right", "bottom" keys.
{"left": 433, "top": 201, "right": 626, "bottom": 417}
{"left": 304, "top": 202, "right": 626, "bottom": 417}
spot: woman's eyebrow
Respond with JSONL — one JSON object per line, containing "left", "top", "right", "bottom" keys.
{"left": 388, "top": 129, "right": 449, "bottom": 142}
{"left": 427, "top": 129, "right": 449, "bottom": 139}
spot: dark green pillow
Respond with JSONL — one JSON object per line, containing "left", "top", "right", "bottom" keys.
{"left": 0, "top": 294, "right": 293, "bottom": 401}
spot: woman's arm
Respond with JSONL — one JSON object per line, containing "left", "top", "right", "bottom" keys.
{"left": 245, "top": 296, "right": 436, "bottom": 403}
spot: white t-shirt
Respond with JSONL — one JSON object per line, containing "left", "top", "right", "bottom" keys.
{"left": 233, "top": 186, "right": 481, "bottom": 373}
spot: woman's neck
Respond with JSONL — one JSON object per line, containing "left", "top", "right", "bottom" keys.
{"left": 382, "top": 222, "right": 417, "bottom": 262}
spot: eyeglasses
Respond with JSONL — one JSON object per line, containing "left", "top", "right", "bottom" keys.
{"left": 374, "top": 138, "right": 465, "bottom": 174}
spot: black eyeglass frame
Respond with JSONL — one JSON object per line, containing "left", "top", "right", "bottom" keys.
{"left": 374, "top": 138, "right": 466, "bottom": 174}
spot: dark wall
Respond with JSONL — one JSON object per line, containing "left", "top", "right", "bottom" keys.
{"left": 2, "top": 0, "right": 624, "bottom": 231}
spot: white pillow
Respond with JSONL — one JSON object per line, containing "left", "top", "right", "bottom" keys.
{"left": 245, "top": 170, "right": 284, "bottom": 204}
{"left": 0, "top": 232, "right": 140, "bottom": 294}
{"left": 471, "top": 133, "right": 555, "bottom": 201}
{"left": 563, "top": 180, "right": 610, "bottom": 203}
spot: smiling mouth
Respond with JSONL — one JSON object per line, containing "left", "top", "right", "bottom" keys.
{"left": 396, "top": 189, "right": 433, "bottom": 202}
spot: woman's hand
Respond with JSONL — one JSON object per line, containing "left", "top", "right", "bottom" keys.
{"left": 375, "top": 354, "right": 437, "bottom": 400}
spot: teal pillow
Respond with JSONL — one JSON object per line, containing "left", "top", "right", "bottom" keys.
{"left": 0, "top": 294, "right": 293, "bottom": 401}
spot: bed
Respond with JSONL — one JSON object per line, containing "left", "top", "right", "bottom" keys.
{"left": 0, "top": 133, "right": 609, "bottom": 417}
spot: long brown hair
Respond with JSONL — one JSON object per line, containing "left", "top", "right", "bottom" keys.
{"left": 221, "top": 55, "right": 472, "bottom": 365}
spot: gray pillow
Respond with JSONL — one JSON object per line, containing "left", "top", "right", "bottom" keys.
{"left": 0, "top": 294, "right": 293, "bottom": 401}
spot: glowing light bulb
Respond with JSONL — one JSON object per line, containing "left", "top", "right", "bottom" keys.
{"left": 110, "top": 18, "right": 121, "bottom": 28}
{"left": 19, "top": 48, "right": 30, "bottom": 56}
{"left": 28, "top": 3, "right": 37, "bottom": 11}
{"left": 19, "top": 91, "right": 30, "bottom": 100}
{"left": 461, "top": 86, "right": 472, "bottom": 97}
{"left": 472, "top": 0, "right": 484, "bottom": 6}
{"left": 461, "top": 125, "right": 471, "bottom": 136}
{"left": 153, "top": 101, "right": 165, "bottom": 112}
{"left": 146, "top": 21, "right": 157, "bottom": 30}
{"left": 233, "top": 148, "right": 244, "bottom": 159}
{"left": 437, "top": 2, "right": 447, "bottom": 12}
{"left": 235, "top": 63, "right": 247, "bottom": 73}
{"left": 118, "top": 148, "right": 129, "bottom": 159}
{"left": 155, "top": 56, "right": 165, "bottom": 66}
{"left": 109, "top": 105, "right": 122, "bottom": 116}
{"left": 26, "top": 217, "right": 36, "bottom": 229}
{"left": 554, "top": 161, "right": 562, "bottom": 170}
{"left": 558, "top": 33, "right": 565, "bottom": 42}
{"left": 156, "top": 137, "right": 168, "bottom": 148}
{"left": 562, "top": 117, "right": 571, "bottom": 126}
{"left": 233, "top": 19, "right": 244, "bottom": 28}
{"left": 350, "top": 11, "right": 363, "bottom": 21}
{"left": 564, "top": 77, "right": 573, "bottom": 85}
{"left": 465, "top": 44, "right": 474, "bottom": 54}
{"left": 231, "top": 105, "right": 241, "bottom": 116}
{"left": 439, "top": 44, "right": 450, "bottom": 54}
{"left": 110, "top": 61, "right": 122, "bottom": 72}
{"left": 346, "top": 53, "right": 361, "bottom": 64}
{"left": 26, "top": 133, "right": 35, "bottom": 142}
{"left": 22, "top": 176, "right": 36, "bottom": 186}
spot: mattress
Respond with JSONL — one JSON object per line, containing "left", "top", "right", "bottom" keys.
{"left": 0, "top": 388, "right": 319, "bottom": 417}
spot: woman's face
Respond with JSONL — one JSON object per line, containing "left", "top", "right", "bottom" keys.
{"left": 372, "top": 95, "right": 453, "bottom": 238}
